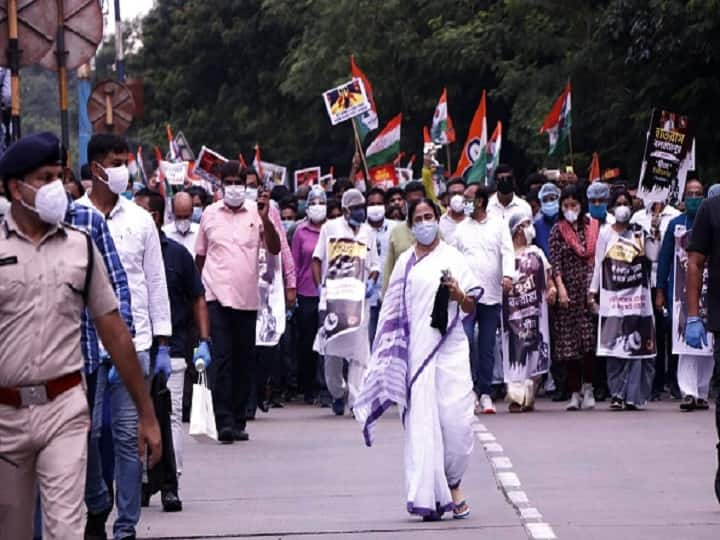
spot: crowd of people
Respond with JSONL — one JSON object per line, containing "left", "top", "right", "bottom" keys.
{"left": 0, "top": 130, "right": 718, "bottom": 538}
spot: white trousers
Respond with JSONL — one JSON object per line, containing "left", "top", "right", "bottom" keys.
{"left": 168, "top": 357, "right": 186, "bottom": 476}
{"left": 677, "top": 354, "right": 714, "bottom": 399}
{"left": 324, "top": 356, "right": 367, "bottom": 407}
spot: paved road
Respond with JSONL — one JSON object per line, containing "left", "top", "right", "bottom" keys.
{"left": 136, "top": 398, "right": 719, "bottom": 539}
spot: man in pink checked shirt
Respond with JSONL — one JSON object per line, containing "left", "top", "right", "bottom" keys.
{"left": 195, "top": 161, "right": 281, "bottom": 444}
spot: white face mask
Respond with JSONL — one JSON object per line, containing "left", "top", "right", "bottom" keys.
{"left": 98, "top": 164, "right": 130, "bottom": 195}
{"left": 523, "top": 224, "right": 536, "bottom": 244}
{"left": 563, "top": 208, "right": 579, "bottom": 223}
{"left": 367, "top": 204, "right": 385, "bottom": 223}
{"left": 175, "top": 218, "right": 191, "bottom": 235}
{"left": 450, "top": 194, "right": 465, "bottom": 214}
{"left": 224, "top": 184, "right": 246, "bottom": 208}
{"left": 245, "top": 187, "right": 258, "bottom": 201}
{"left": 20, "top": 179, "right": 68, "bottom": 225}
{"left": 463, "top": 200, "right": 474, "bottom": 217}
{"left": 613, "top": 205, "right": 631, "bottom": 223}
{"left": 306, "top": 203, "right": 327, "bottom": 223}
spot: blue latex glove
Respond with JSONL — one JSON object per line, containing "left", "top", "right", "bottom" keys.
{"left": 193, "top": 340, "right": 212, "bottom": 371}
{"left": 365, "top": 279, "right": 377, "bottom": 299}
{"left": 155, "top": 345, "right": 172, "bottom": 377}
{"left": 685, "top": 316, "right": 708, "bottom": 349}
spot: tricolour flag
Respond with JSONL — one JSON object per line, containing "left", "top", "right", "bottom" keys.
{"left": 453, "top": 91, "right": 487, "bottom": 185}
{"left": 350, "top": 55, "right": 378, "bottom": 142}
{"left": 253, "top": 144, "right": 264, "bottom": 178}
{"left": 430, "top": 88, "right": 449, "bottom": 145}
{"left": 166, "top": 124, "right": 180, "bottom": 161}
{"left": 486, "top": 121, "right": 502, "bottom": 184}
{"left": 365, "top": 113, "right": 401, "bottom": 169}
{"left": 539, "top": 81, "right": 572, "bottom": 156}
{"left": 589, "top": 152, "right": 600, "bottom": 183}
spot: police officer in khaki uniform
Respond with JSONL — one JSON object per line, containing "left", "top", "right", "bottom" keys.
{"left": 0, "top": 133, "right": 162, "bottom": 540}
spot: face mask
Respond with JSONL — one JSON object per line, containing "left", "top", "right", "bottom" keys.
{"left": 613, "top": 205, "right": 631, "bottom": 223}
{"left": 523, "top": 224, "right": 536, "bottom": 244}
{"left": 282, "top": 219, "right": 294, "bottom": 232}
{"left": 367, "top": 204, "right": 385, "bottom": 222}
{"left": 412, "top": 221, "right": 439, "bottom": 246}
{"left": 20, "top": 179, "right": 68, "bottom": 225}
{"left": 245, "top": 187, "right": 258, "bottom": 202}
{"left": 121, "top": 190, "right": 133, "bottom": 200}
{"left": 307, "top": 204, "right": 327, "bottom": 223}
{"left": 450, "top": 194, "right": 464, "bottom": 214}
{"left": 97, "top": 164, "right": 130, "bottom": 195}
{"left": 224, "top": 184, "right": 246, "bottom": 208}
{"left": 588, "top": 203, "right": 608, "bottom": 220}
{"left": 191, "top": 206, "right": 203, "bottom": 223}
{"left": 347, "top": 207, "right": 366, "bottom": 227}
{"left": 541, "top": 200, "right": 559, "bottom": 218}
{"left": 563, "top": 208, "right": 579, "bottom": 223}
{"left": 175, "top": 218, "right": 191, "bottom": 235}
{"left": 685, "top": 197, "right": 703, "bottom": 216}
{"left": 463, "top": 201, "right": 474, "bottom": 217}
{"left": 497, "top": 176, "right": 514, "bottom": 195}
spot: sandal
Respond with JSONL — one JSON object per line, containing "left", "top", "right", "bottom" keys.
{"left": 453, "top": 500, "right": 471, "bottom": 519}
{"left": 422, "top": 510, "right": 442, "bottom": 522}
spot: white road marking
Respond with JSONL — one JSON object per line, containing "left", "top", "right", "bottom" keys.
{"left": 507, "top": 490, "right": 529, "bottom": 504}
{"left": 526, "top": 522, "right": 557, "bottom": 539}
{"left": 477, "top": 432, "right": 496, "bottom": 442}
{"left": 483, "top": 442, "right": 504, "bottom": 453}
{"left": 491, "top": 456, "right": 513, "bottom": 469}
{"left": 497, "top": 471, "right": 521, "bottom": 487}
{"left": 520, "top": 507, "right": 542, "bottom": 519}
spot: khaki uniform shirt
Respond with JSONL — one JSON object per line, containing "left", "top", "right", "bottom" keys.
{"left": 0, "top": 210, "right": 118, "bottom": 387}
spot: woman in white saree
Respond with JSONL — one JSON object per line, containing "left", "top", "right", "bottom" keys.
{"left": 354, "top": 199, "right": 482, "bottom": 521}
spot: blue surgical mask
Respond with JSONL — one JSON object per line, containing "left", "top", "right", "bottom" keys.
{"left": 121, "top": 190, "right": 133, "bottom": 200}
{"left": 588, "top": 203, "right": 608, "bottom": 220}
{"left": 191, "top": 206, "right": 203, "bottom": 223}
{"left": 412, "top": 221, "right": 439, "bottom": 246}
{"left": 348, "top": 207, "right": 366, "bottom": 227}
{"left": 541, "top": 200, "right": 559, "bottom": 218}
{"left": 282, "top": 219, "right": 294, "bottom": 231}
{"left": 685, "top": 197, "right": 703, "bottom": 216}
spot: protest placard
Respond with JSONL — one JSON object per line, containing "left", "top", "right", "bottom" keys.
{"left": 160, "top": 161, "right": 189, "bottom": 186}
{"left": 259, "top": 160, "right": 288, "bottom": 187}
{"left": 174, "top": 131, "right": 195, "bottom": 161}
{"left": 294, "top": 166, "right": 321, "bottom": 188}
{"left": 193, "top": 146, "right": 228, "bottom": 187}
{"left": 322, "top": 78, "right": 371, "bottom": 126}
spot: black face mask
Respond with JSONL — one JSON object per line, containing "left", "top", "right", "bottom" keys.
{"left": 497, "top": 176, "right": 514, "bottom": 195}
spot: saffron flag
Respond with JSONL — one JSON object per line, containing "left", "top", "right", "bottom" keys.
{"left": 166, "top": 124, "right": 179, "bottom": 161}
{"left": 365, "top": 113, "right": 401, "bottom": 169}
{"left": 447, "top": 115, "right": 456, "bottom": 144}
{"left": 486, "top": 121, "right": 503, "bottom": 185}
{"left": 539, "top": 81, "right": 572, "bottom": 156}
{"left": 253, "top": 144, "right": 264, "bottom": 178}
{"left": 453, "top": 91, "right": 487, "bottom": 185}
{"left": 423, "top": 126, "right": 431, "bottom": 144}
{"left": 350, "top": 55, "right": 379, "bottom": 141}
{"left": 589, "top": 152, "right": 600, "bottom": 183}
{"left": 430, "top": 88, "right": 450, "bottom": 145}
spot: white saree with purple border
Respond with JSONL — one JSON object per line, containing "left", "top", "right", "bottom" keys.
{"left": 354, "top": 241, "right": 482, "bottom": 518}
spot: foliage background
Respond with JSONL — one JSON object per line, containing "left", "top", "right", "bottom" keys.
{"left": 21, "top": 0, "right": 720, "bottom": 185}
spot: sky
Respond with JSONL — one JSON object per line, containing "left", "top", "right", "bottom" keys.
{"left": 103, "top": 0, "right": 154, "bottom": 34}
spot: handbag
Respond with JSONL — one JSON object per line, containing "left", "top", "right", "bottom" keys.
{"left": 189, "top": 370, "right": 218, "bottom": 442}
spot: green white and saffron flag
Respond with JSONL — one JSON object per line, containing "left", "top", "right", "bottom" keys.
{"left": 365, "top": 113, "right": 402, "bottom": 169}
{"left": 350, "top": 55, "right": 379, "bottom": 142}
{"left": 539, "top": 81, "right": 572, "bottom": 156}
{"left": 430, "top": 88, "right": 449, "bottom": 145}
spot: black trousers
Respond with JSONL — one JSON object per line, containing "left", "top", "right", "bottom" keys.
{"left": 296, "top": 295, "right": 320, "bottom": 397}
{"left": 207, "top": 302, "right": 257, "bottom": 431}
{"left": 714, "top": 333, "right": 720, "bottom": 442}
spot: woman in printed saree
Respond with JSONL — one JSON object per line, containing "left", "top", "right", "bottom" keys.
{"left": 503, "top": 210, "right": 556, "bottom": 412}
{"left": 589, "top": 190, "right": 656, "bottom": 410}
{"left": 354, "top": 198, "right": 482, "bottom": 522}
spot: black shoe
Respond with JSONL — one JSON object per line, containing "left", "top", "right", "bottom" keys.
{"left": 161, "top": 489, "right": 183, "bottom": 512}
{"left": 218, "top": 427, "right": 235, "bottom": 444}
{"left": 233, "top": 428, "right": 250, "bottom": 441}
{"left": 650, "top": 391, "right": 663, "bottom": 402}
{"left": 84, "top": 505, "right": 111, "bottom": 540}
{"left": 680, "top": 395, "right": 697, "bottom": 412}
{"left": 257, "top": 400, "right": 270, "bottom": 413}
{"left": 303, "top": 393, "right": 315, "bottom": 405}
{"left": 696, "top": 398, "right": 710, "bottom": 410}
{"left": 552, "top": 391, "right": 569, "bottom": 402}
{"left": 670, "top": 384, "right": 682, "bottom": 400}
{"left": 594, "top": 387, "right": 608, "bottom": 402}
{"left": 141, "top": 483, "right": 151, "bottom": 507}
{"left": 332, "top": 398, "right": 345, "bottom": 416}
{"left": 715, "top": 443, "right": 720, "bottom": 504}
{"left": 609, "top": 397, "right": 623, "bottom": 410}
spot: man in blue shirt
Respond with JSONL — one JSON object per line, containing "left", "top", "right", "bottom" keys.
{"left": 134, "top": 188, "right": 210, "bottom": 512}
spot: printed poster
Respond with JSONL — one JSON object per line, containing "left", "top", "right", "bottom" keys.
{"left": 597, "top": 229, "right": 656, "bottom": 359}
{"left": 258, "top": 160, "right": 288, "bottom": 187}
{"left": 159, "top": 161, "right": 189, "bottom": 186}
{"left": 192, "top": 146, "right": 228, "bottom": 187}
{"left": 502, "top": 249, "right": 551, "bottom": 383}
{"left": 256, "top": 246, "right": 286, "bottom": 347}
{"left": 638, "top": 109, "right": 694, "bottom": 205}
{"left": 671, "top": 225, "right": 713, "bottom": 355}
{"left": 367, "top": 164, "right": 398, "bottom": 189}
{"left": 313, "top": 238, "right": 367, "bottom": 357}
{"left": 294, "top": 166, "right": 321, "bottom": 188}
{"left": 322, "top": 78, "right": 371, "bottom": 126}
{"left": 174, "top": 131, "right": 195, "bottom": 161}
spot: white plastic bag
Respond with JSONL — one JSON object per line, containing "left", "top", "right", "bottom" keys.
{"left": 189, "top": 371, "right": 217, "bottom": 442}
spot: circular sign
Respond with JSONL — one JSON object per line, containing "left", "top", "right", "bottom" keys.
{"left": 87, "top": 79, "right": 135, "bottom": 135}
{"left": 39, "top": 0, "right": 103, "bottom": 71}
{"left": 0, "top": 0, "right": 57, "bottom": 67}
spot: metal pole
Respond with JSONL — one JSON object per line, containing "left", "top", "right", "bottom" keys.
{"left": 7, "top": 0, "right": 21, "bottom": 140}
{"left": 114, "top": 0, "right": 124, "bottom": 81}
{"left": 56, "top": 0, "right": 69, "bottom": 154}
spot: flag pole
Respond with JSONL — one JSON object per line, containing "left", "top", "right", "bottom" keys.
{"left": 567, "top": 79, "right": 574, "bottom": 171}
{"left": 352, "top": 120, "right": 370, "bottom": 181}
{"left": 445, "top": 144, "right": 452, "bottom": 176}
